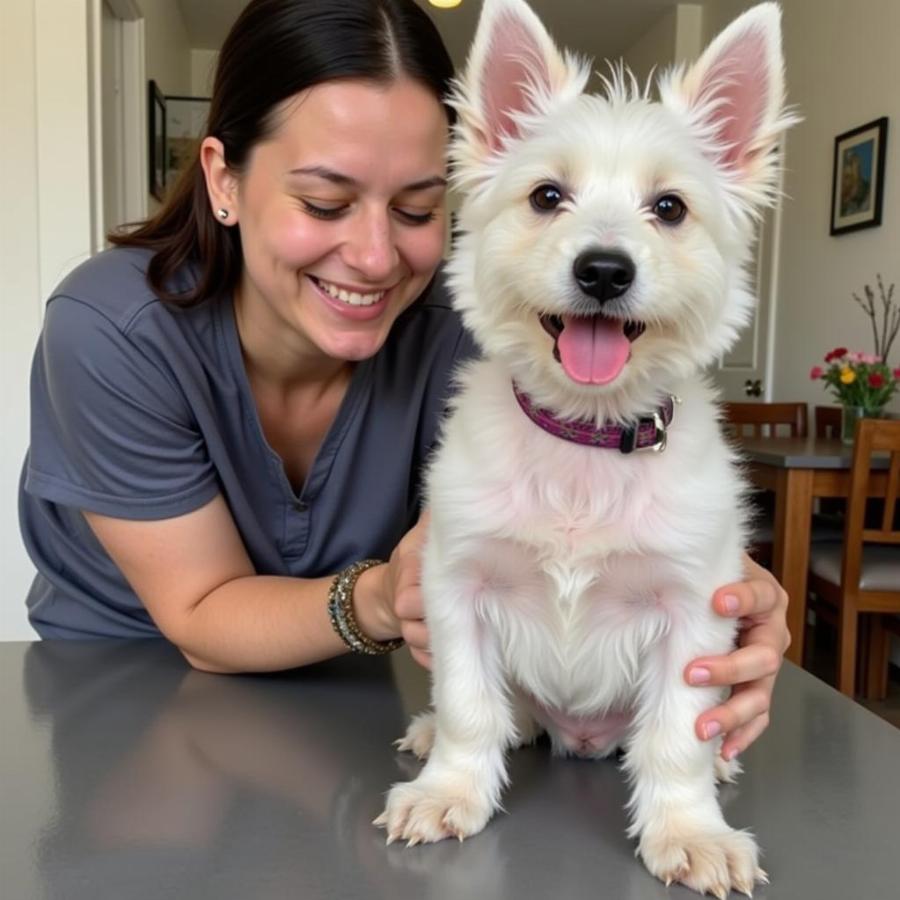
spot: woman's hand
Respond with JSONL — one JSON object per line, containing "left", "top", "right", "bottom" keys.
{"left": 685, "top": 553, "right": 790, "bottom": 760}
{"left": 380, "top": 511, "right": 432, "bottom": 669}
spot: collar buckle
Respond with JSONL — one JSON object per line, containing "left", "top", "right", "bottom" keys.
{"left": 619, "top": 410, "right": 668, "bottom": 454}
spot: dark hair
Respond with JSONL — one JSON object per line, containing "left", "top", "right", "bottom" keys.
{"left": 111, "top": 0, "right": 455, "bottom": 305}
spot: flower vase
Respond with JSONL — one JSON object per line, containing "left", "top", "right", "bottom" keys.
{"left": 840, "top": 404, "right": 883, "bottom": 444}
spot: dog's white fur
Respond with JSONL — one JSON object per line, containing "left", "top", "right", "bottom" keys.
{"left": 376, "top": 1, "right": 796, "bottom": 895}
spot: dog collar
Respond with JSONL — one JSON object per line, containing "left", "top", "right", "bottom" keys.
{"left": 512, "top": 383, "right": 676, "bottom": 453}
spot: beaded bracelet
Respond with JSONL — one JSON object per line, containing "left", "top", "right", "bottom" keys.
{"left": 327, "top": 559, "right": 404, "bottom": 656}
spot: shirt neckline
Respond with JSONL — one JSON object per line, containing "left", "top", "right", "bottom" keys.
{"left": 218, "top": 293, "right": 375, "bottom": 503}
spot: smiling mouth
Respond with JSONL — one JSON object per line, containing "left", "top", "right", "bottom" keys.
{"left": 539, "top": 313, "right": 646, "bottom": 385}
{"left": 309, "top": 275, "right": 389, "bottom": 307}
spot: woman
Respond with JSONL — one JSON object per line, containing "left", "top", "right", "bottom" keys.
{"left": 19, "top": 0, "right": 787, "bottom": 761}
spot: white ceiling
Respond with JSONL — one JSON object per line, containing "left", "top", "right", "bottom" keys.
{"left": 177, "top": 0, "right": 685, "bottom": 66}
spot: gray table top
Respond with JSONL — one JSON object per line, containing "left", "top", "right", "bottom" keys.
{"left": 2, "top": 640, "right": 898, "bottom": 900}
{"left": 737, "top": 434, "right": 893, "bottom": 470}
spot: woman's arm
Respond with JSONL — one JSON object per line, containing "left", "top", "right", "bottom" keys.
{"left": 85, "top": 495, "right": 414, "bottom": 673}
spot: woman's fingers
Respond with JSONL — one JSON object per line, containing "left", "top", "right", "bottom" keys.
{"left": 400, "top": 617, "right": 429, "bottom": 653}
{"left": 393, "top": 581, "right": 424, "bottom": 620}
{"left": 688, "top": 581, "right": 785, "bottom": 756}
{"left": 720, "top": 710, "right": 771, "bottom": 761}
{"left": 694, "top": 678, "right": 775, "bottom": 743}
{"left": 713, "top": 570, "right": 788, "bottom": 622}
{"left": 685, "top": 642, "right": 781, "bottom": 688}
{"left": 392, "top": 514, "right": 430, "bottom": 620}
{"left": 386, "top": 512, "right": 433, "bottom": 669}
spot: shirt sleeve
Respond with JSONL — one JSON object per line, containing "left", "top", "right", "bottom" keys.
{"left": 24, "top": 295, "right": 219, "bottom": 520}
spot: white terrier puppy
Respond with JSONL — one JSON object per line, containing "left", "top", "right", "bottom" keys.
{"left": 376, "top": 1, "right": 796, "bottom": 895}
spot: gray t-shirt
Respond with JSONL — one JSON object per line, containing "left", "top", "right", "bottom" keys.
{"left": 20, "top": 246, "right": 477, "bottom": 638}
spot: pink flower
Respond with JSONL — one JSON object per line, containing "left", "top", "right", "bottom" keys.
{"left": 868, "top": 372, "right": 885, "bottom": 388}
{"left": 846, "top": 351, "right": 864, "bottom": 363}
{"left": 893, "top": 368, "right": 900, "bottom": 380}
{"left": 862, "top": 354, "right": 882, "bottom": 364}
{"left": 809, "top": 366, "right": 824, "bottom": 379}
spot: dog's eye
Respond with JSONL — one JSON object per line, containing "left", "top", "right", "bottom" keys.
{"left": 530, "top": 183, "right": 564, "bottom": 213}
{"left": 653, "top": 194, "right": 687, "bottom": 224}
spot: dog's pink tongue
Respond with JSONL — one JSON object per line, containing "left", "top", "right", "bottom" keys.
{"left": 557, "top": 315, "right": 630, "bottom": 384}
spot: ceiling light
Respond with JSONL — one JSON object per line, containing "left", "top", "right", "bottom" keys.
{"left": 429, "top": 0, "right": 462, "bottom": 8}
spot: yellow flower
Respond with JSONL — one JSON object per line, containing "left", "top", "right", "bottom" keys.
{"left": 840, "top": 367, "right": 856, "bottom": 384}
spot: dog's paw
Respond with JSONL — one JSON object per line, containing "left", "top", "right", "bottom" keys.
{"left": 714, "top": 753, "right": 743, "bottom": 784}
{"left": 394, "top": 711, "right": 436, "bottom": 760}
{"left": 374, "top": 774, "right": 493, "bottom": 846}
{"left": 639, "top": 825, "right": 767, "bottom": 898}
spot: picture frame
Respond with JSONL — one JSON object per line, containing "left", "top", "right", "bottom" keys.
{"left": 147, "top": 80, "right": 166, "bottom": 200}
{"left": 164, "top": 95, "right": 211, "bottom": 191}
{"left": 830, "top": 116, "right": 888, "bottom": 236}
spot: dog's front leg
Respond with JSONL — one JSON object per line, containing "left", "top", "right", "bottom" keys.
{"left": 624, "top": 622, "right": 766, "bottom": 897}
{"left": 376, "top": 566, "right": 515, "bottom": 846}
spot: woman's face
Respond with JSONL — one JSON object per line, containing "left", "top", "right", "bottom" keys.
{"left": 230, "top": 78, "right": 449, "bottom": 364}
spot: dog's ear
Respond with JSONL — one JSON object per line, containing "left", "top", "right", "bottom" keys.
{"left": 451, "top": 0, "right": 588, "bottom": 183}
{"left": 661, "top": 2, "right": 797, "bottom": 200}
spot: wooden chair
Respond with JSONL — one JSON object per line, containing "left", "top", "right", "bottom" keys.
{"left": 814, "top": 405, "right": 842, "bottom": 440}
{"left": 723, "top": 402, "right": 809, "bottom": 565}
{"left": 807, "top": 418, "right": 900, "bottom": 696}
{"left": 865, "top": 614, "right": 900, "bottom": 699}
{"left": 722, "top": 401, "right": 808, "bottom": 438}
{"left": 814, "top": 406, "right": 846, "bottom": 521}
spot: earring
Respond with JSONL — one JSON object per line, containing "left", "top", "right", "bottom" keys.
{"left": 217, "top": 208, "right": 229, "bottom": 220}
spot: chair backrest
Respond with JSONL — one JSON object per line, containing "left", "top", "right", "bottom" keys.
{"left": 841, "top": 418, "right": 900, "bottom": 589}
{"left": 815, "top": 405, "right": 842, "bottom": 440}
{"left": 722, "top": 401, "right": 809, "bottom": 438}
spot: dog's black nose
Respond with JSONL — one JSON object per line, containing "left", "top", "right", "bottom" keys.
{"left": 573, "top": 250, "right": 635, "bottom": 304}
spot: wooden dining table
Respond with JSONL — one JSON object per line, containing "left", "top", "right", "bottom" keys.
{"left": 738, "top": 434, "right": 889, "bottom": 666}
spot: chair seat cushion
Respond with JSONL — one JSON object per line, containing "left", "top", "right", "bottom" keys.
{"left": 809, "top": 542, "right": 900, "bottom": 591}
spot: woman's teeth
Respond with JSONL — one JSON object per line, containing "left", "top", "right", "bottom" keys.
{"left": 314, "top": 277, "right": 386, "bottom": 307}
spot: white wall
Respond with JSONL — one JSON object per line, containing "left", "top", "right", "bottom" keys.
{"left": 142, "top": 0, "right": 192, "bottom": 95}
{"left": 1, "top": 0, "right": 42, "bottom": 640}
{"left": 622, "top": 5, "right": 677, "bottom": 85}
{"left": 699, "top": 0, "right": 900, "bottom": 411}
{"left": 1, "top": 0, "right": 194, "bottom": 640}
{"left": 191, "top": 48, "right": 218, "bottom": 96}
{"left": 673, "top": 4, "right": 703, "bottom": 65}
{"left": 1, "top": 0, "right": 97, "bottom": 640}
{"left": 141, "top": 0, "right": 192, "bottom": 214}
{"left": 622, "top": 3, "right": 703, "bottom": 86}
{"left": 775, "top": 0, "right": 900, "bottom": 412}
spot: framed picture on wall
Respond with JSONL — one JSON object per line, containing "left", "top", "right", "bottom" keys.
{"left": 830, "top": 116, "right": 888, "bottom": 236}
{"left": 147, "top": 81, "right": 166, "bottom": 200}
{"left": 164, "top": 95, "right": 211, "bottom": 191}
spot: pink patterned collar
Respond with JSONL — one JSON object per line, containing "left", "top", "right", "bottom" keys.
{"left": 512, "top": 383, "right": 676, "bottom": 453}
